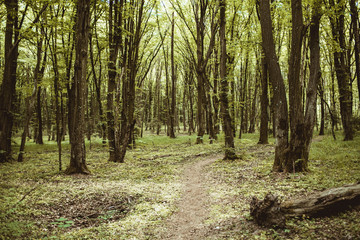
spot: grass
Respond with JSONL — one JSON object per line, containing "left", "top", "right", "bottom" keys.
{"left": 0, "top": 131, "right": 359, "bottom": 239}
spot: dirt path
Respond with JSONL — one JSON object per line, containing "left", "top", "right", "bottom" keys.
{"left": 162, "top": 155, "right": 220, "bottom": 239}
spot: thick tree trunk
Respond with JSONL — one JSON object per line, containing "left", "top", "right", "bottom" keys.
{"left": 259, "top": 0, "right": 289, "bottom": 171}
{"left": 107, "top": 0, "right": 123, "bottom": 162}
{"left": 250, "top": 184, "right": 360, "bottom": 228}
{"left": 286, "top": 0, "right": 307, "bottom": 172}
{"left": 219, "top": 0, "right": 237, "bottom": 160}
{"left": 65, "top": 0, "right": 90, "bottom": 175}
{"left": 0, "top": 0, "right": 19, "bottom": 163}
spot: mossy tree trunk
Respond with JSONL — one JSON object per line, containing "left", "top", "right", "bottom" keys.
{"left": 219, "top": 0, "right": 237, "bottom": 160}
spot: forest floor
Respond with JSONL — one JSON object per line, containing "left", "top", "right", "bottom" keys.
{"left": 1, "top": 132, "right": 360, "bottom": 239}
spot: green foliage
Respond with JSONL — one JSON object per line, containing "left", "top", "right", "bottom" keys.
{"left": 51, "top": 218, "right": 74, "bottom": 228}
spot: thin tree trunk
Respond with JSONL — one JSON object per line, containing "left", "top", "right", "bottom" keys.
{"left": 258, "top": 50, "right": 269, "bottom": 144}
{"left": 35, "top": 30, "right": 47, "bottom": 145}
{"left": 18, "top": 71, "right": 37, "bottom": 162}
{"left": 169, "top": 12, "right": 176, "bottom": 138}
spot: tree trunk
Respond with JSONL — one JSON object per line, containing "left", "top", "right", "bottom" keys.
{"left": 330, "top": 0, "right": 354, "bottom": 141}
{"left": 117, "top": 0, "right": 145, "bottom": 163}
{"left": 194, "top": 1, "right": 217, "bottom": 144}
{"left": 213, "top": 47, "right": 220, "bottom": 135}
{"left": 0, "top": 0, "right": 19, "bottom": 163}
{"left": 250, "top": 184, "right": 360, "bottom": 228}
{"left": 258, "top": 51, "right": 269, "bottom": 144}
{"left": 249, "top": 74, "right": 259, "bottom": 133}
{"left": 90, "top": 14, "right": 106, "bottom": 145}
{"left": 319, "top": 78, "right": 325, "bottom": 136}
{"left": 107, "top": 0, "right": 123, "bottom": 162}
{"left": 169, "top": 13, "right": 176, "bottom": 139}
{"left": 18, "top": 72, "right": 37, "bottom": 162}
{"left": 286, "top": 0, "right": 307, "bottom": 172}
{"left": 350, "top": 0, "right": 360, "bottom": 103}
{"left": 35, "top": 30, "right": 46, "bottom": 145}
{"left": 219, "top": 0, "right": 237, "bottom": 160}
{"left": 259, "top": 0, "right": 289, "bottom": 171}
{"left": 65, "top": 0, "right": 90, "bottom": 175}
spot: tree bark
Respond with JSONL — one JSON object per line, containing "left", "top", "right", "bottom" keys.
{"left": 18, "top": 70, "right": 37, "bottom": 162}
{"left": 89, "top": 9, "right": 106, "bottom": 145}
{"left": 250, "top": 184, "right": 360, "bottom": 228}
{"left": 330, "top": 0, "right": 354, "bottom": 141}
{"left": 286, "top": 0, "right": 307, "bottom": 172}
{"left": 117, "top": 0, "right": 145, "bottom": 163}
{"left": 350, "top": 0, "right": 360, "bottom": 104}
{"left": 34, "top": 28, "right": 46, "bottom": 145}
{"left": 169, "top": 12, "right": 176, "bottom": 138}
{"left": 194, "top": 1, "right": 217, "bottom": 144}
{"left": 219, "top": 0, "right": 237, "bottom": 160}
{"left": 259, "top": 0, "right": 289, "bottom": 171}
{"left": 258, "top": 51, "right": 269, "bottom": 144}
{"left": 65, "top": 0, "right": 91, "bottom": 174}
{"left": 107, "top": 0, "right": 123, "bottom": 162}
{"left": 0, "top": 0, "right": 19, "bottom": 163}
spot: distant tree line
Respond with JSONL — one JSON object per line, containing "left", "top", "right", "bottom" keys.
{"left": 0, "top": 0, "right": 359, "bottom": 173}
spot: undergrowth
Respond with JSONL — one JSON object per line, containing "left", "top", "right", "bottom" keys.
{"left": 0, "top": 131, "right": 359, "bottom": 239}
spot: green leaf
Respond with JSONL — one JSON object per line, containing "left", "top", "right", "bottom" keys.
{"left": 58, "top": 224, "right": 72, "bottom": 228}
{"left": 56, "top": 217, "right": 67, "bottom": 222}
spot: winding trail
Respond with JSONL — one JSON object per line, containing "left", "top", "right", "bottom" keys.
{"left": 163, "top": 155, "right": 220, "bottom": 239}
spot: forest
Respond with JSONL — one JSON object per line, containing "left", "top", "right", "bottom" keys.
{"left": 0, "top": 0, "right": 360, "bottom": 239}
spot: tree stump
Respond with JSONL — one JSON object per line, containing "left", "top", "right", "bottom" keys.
{"left": 250, "top": 183, "right": 360, "bottom": 228}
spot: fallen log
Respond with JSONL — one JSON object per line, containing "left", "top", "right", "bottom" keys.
{"left": 250, "top": 183, "right": 360, "bottom": 228}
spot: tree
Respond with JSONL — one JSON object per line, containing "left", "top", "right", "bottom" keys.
{"left": 169, "top": 12, "right": 176, "bottom": 138}
{"left": 259, "top": 0, "right": 321, "bottom": 172}
{"left": 0, "top": 0, "right": 19, "bottom": 163}
{"left": 350, "top": 0, "right": 360, "bottom": 102}
{"left": 219, "top": 0, "right": 237, "bottom": 160}
{"left": 107, "top": 0, "right": 123, "bottom": 162}
{"left": 258, "top": 0, "right": 289, "bottom": 171}
{"left": 65, "top": 0, "right": 91, "bottom": 174}
{"left": 258, "top": 50, "right": 269, "bottom": 144}
{"left": 329, "top": 0, "right": 354, "bottom": 141}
